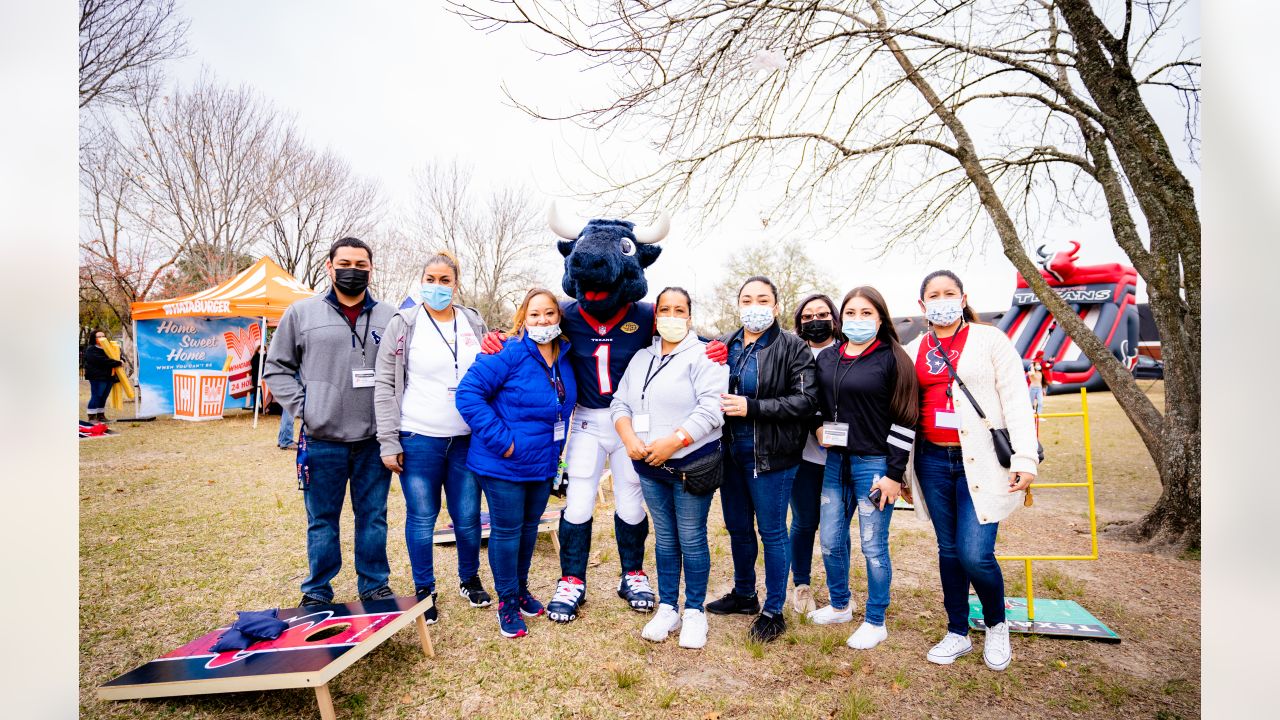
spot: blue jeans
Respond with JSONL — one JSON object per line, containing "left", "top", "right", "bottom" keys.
{"left": 720, "top": 438, "right": 796, "bottom": 616}
{"left": 87, "top": 379, "right": 113, "bottom": 413}
{"left": 301, "top": 436, "right": 392, "bottom": 601}
{"left": 399, "top": 432, "right": 482, "bottom": 592}
{"left": 789, "top": 459, "right": 824, "bottom": 586}
{"left": 278, "top": 407, "right": 295, "bottom": 447}
{"left": 479, "top": 476, "right": 551, "bottom": 602}
{"left": 639, "top": 473, "right": 713, "bottom": 611}
{"left": 916, "top": 441, "right": 1005, "bottom": 635}
{"left": 819, "top": 453, "right": 893, "bottom": 625}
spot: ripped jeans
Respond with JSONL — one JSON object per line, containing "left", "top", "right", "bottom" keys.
{"left": 819, "top": 452, "right": 893, "bottom": 625}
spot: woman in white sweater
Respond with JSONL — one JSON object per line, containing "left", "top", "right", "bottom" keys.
{"left": 611, "top": 287, "right": 729, "bottom": 650}
{"left": 903, "top": 270, "right": 1039, "bottom": 673}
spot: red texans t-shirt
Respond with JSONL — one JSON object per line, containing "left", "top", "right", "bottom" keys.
{"left": 915, "top": 325, "right": 970, "bottom": 444}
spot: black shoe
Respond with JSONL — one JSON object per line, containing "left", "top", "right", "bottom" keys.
{"left": 415, "top": 586, "right": 439, "bottom": 624}
{"left": 749, "top": 612, "right": 787, "bottom": 643}
{"left": 459, "top": 576, "right": 493, "bottom": 608}
{"left": 299, "top": 594, "right": 329, "bottom": 608}
{"left": 705, "top": 591, "right": 760, "bottom": 615}
{"left": 361, "top": 585, "right": 396, "bottom": 602}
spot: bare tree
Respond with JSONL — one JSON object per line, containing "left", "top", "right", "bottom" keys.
{"left": 456, "top": 1, "right": 1201, "bottom": 548}
{"left": 263, "top": 147, "right": 385, "bottom": 290}
{"left": 705, "top": 237, "right": 836, "bottom": 335}
{"left": 403, "top": 161, "right": 552, "bottom": 329}
{"left": 113, "top": 75, "right": 304, "bottom": 290}
{"left": 79, "top": 0, "right": 188, "bottom": 108}
{"left": 78, "top": 122, "right": 183, "bottom": 338}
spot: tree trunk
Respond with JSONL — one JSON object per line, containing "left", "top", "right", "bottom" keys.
{"left": 1055, "top": 0, "right": 1201, "bottom": 549}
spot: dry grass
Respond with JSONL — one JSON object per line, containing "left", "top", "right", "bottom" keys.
{"left": 79, "top": 381, "right": 1199, "bottom": 719}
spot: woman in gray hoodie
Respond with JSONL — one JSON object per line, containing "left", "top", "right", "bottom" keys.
{"left": 610, "top": 287, "right": 729, "bottom": 650}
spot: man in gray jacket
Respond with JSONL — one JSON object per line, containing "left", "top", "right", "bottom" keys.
{"left": 265, "top": 237, "right": 397, "bottom": 607}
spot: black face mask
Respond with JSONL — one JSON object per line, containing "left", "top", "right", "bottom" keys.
{"left": 798, "top": 318, "right": 834, "bottom": 343}
{"left": 333, "top": 268, "right": 370, "bottom": 297}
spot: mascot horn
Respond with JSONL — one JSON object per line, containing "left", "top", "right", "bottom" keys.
{"left": 548, "top": 201, "right": 670, "bottom": 321}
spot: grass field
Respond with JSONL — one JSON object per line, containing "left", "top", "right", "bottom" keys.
{"left": 79, "top": 380, "right": 1199, "bottom": 719}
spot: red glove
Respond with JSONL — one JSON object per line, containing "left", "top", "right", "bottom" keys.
{"left": 704, "top": 339, "right": 728, "bottom": 365}
{"left": 480, "top": 330, "right": 508, "bottom": 355}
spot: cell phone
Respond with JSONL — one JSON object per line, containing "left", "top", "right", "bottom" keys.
{"left": 868, "top": 486, "right": 882, "bottom": 504}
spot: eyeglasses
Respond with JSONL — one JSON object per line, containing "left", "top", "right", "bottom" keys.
{"left": 551, "top": 376, "right": 566, "bottom": 404}
{"left": 800, "top": 312, "right": 832, "bottom": 322}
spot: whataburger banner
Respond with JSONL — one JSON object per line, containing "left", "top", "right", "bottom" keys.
{"left": 130, "top": 257, "right": 316, "bottom": 421}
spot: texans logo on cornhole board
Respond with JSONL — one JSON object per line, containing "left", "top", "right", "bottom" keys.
{"left": 99, "top": 595, "right": 434, "bottom": 704}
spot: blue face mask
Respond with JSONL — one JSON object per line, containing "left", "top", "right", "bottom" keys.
{"left": 420, "top": 283, "right": 454, "bottom": 312}
{"left": 842, "top": 319, "right": 878, "bottom": 344}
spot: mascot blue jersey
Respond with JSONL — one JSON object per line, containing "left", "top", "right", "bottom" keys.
{"left": 561, "top": 300, "right": 656, "bottom": 409}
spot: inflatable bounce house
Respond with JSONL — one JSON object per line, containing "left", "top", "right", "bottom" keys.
{"left": 997, "top": 242, "right": 1140, "bottom": 394}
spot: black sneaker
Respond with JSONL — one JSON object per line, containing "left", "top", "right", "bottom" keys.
{"left": 415, "top": 586, "right": 439, "bottom": 625}
{"left": 705, "top": 591, "right": 760, "bottom": 615}
{"left": 299, "top": 594, "right": 329, "bottom": 608}
{"left": 749, "top": 612, "right": 787, "bottom": 643}
{"left": 459, "top": 576, "right": 493, "bottom": 608}
{"left": 361, "top": 585, "right": 396, "bottom": 602}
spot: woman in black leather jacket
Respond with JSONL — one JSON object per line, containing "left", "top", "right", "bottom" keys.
{"left": 704, "top": 276, "right": 818, "bottom": 643}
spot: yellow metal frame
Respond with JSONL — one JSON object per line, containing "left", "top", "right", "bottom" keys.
{"left": 995, "top": 388, "right": 1097, "bottom": 621}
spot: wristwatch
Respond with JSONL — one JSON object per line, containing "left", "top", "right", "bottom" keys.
{"left": 675, "top": 429, "right": 692, "bottom": 447}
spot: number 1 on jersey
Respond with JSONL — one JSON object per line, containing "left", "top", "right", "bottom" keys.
{"left": 593, "top": 344, "right": 612, "bottom": 395}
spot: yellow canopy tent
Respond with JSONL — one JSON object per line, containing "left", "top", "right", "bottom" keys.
{"left": 129, "top": 257, "right": 316, "bottom": 424}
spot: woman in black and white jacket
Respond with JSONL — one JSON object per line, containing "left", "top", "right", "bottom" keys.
{"left": 904, "top": 270, "right": 1039, "bottom": 673}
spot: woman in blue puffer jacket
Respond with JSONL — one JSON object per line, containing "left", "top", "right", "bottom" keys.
{"left": 455, "top": 287, "right": 577, "bottom": 639}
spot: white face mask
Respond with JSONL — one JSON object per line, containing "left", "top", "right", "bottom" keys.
{"left": 924, "top": 298, "right": 964, "bottom": 326}
{"left": 739, "top": 305, "right": 774, "bottom": 333}
{"left": 656, "top": 316, "right": 690, "bottom": 343}
{"left": 526, "top": 323, "right": 561, "bottom": 345}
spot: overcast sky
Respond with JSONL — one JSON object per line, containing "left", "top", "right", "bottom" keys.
{"left": 167, "top": 0, "right": 1200, "bottom": 315}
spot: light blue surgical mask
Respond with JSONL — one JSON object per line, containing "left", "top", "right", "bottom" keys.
{"left": 420, "top": 283, "right": 454, "bottom": 312}
{"left": 842, "top": 319, "right": 878, "bottom": 344}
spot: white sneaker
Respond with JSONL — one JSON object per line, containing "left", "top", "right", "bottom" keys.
{"left": 806, "top": 604, "right": 854, "bottom": 625}
{"left": 846, "top": 622, "right": 888, "bottom": 650}
{"left": 983, "top": 621, "right": 1012, "bottom": 671}
{"left": 926, "top": 632, "right": 973, "bottom": 664}
{"left": 792, "top": 584, "right": 817, "bottom": 615}
{"left": 641, "top": 603, "right": 682, "bottom": 642}
{"left": 678, "top": 609, "right": 708, "bottom": 649}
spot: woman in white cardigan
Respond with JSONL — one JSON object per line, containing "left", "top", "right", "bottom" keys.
{"left": 903, "top": 270, "right": 1039, "bottom": 673}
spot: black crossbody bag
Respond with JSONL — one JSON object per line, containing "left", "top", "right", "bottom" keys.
{"left": 931, "top": 330, "right": 1044, "bottom": 468}
{"left": 660, "top": 440, "right": 724, "bottom": 496}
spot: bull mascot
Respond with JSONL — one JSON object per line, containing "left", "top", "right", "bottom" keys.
{"left": 481, "top": 202, "right": 726, "bottom": 624}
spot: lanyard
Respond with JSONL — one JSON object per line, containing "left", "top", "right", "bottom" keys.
{"left": 640, "top": 353, "right": 676, "bottom": 404}
{"left": 537, "top": 348, "right": 566, "bottom": 419}
{"left": 927, "top": 327, "right": 963, "bottom": 409}
{"left": 729, "top": 338, "right": 759, "bottom": 395}
{"left": 332, "top": 302, "right": 372, "bottom": 364}
{"left": 425, "top": 308, "right": 459, "bottom": 380}
{"left": 830, "top": 340, "right": 876, "bottom": 422}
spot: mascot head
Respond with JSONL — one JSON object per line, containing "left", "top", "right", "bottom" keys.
{"left": 548, "top": 202, "right": 669, "bottom": 318}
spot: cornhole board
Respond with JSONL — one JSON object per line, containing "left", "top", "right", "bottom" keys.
{"left": 968, "top": 596, "right": 1120, "bottom": 642}
{"left": 99, "top": 594, "right": 435, "bottom": 720}
{"left": 79, "top": 419, "right": 119, "bottom": 440}
{"left": 434, "top": 504, "right": 564, "bottom": 552}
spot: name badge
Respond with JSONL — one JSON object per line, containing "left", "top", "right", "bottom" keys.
{"left": 822, "top": 421, "right": 849, "bottom": 447}
{"left": 633, "top": 414, "right": 651, "bottom": 433}
{"left": 553, "top": 421, "right": 566, "bottom": 442}
{"left": 446, "top": 386, "right": 457, "bottom": 400}
{"left": 351, "top": 368, "right": 376, "bottom": 388}
{"left": 935, "top": 410, "right": 962, "bottom": 429}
